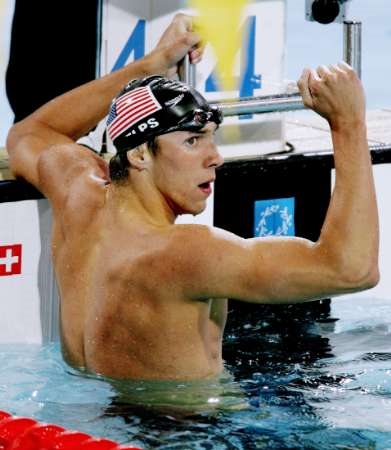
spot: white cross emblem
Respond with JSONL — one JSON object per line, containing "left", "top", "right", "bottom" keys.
{"left": 0, "top": 248, "right": 19, "bottom": 273}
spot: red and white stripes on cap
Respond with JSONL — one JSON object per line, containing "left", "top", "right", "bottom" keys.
{"left": 107, "top": 86, "right": 162, "bottom": 142}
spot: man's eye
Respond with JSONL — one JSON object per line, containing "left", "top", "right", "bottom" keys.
{"left": 185, "top": 136, "right": 198, "bottom": 147}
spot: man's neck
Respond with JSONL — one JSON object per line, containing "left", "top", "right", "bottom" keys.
{"left": 106, "top": 178, "right": 176, "bottom": 227}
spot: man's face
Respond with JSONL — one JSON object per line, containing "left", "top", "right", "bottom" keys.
{"left": 150, "top": 122, "right": 224, "bottom": 216}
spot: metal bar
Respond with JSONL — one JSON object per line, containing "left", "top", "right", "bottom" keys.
{"left": 178, "top": 48, "right": 306, "bottom": 116}
{"left": 343, "top": 20, "right": 362, "bottom": 78}
{"left": 179, "top": 55, "right": 197, "bottom": 86}
{"left": 211, "top": 93, "right": 305, "bottom": 117}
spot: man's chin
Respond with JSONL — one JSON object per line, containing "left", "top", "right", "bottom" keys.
{"left": 178, "top": 203, "right": 207, "bottom": 217}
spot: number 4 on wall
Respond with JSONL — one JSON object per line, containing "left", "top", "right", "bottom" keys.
{"left": 110, "top": 15, "right": 261, "bottom": 111}
{"left": 205, "top": 16, "right": 261, "bottom": 102}
{"left": 111, "top": 20, "right": 146, "bottom": 72}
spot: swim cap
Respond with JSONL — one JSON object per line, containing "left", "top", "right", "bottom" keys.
{"left": 106, "top": 75, "right": 223, "bottom": 153}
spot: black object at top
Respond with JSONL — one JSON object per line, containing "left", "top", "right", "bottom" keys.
{"left": 311, "top": 0, "right": 340, "bottom": 24}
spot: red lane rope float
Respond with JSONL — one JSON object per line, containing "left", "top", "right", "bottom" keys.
{"left": 0, "top": 410, "right": 142, "bottom": 450}
{"left": 11, "top": 423, "right": 65, "bottom": 450}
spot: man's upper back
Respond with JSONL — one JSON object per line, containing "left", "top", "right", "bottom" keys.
{"left": 45, "top": 146, "right": 226, "bottom": 379}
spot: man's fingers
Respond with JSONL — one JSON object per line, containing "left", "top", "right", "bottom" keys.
{"left": 338, "top": 60, "right": 354, "bottom": 71}
{"left": 328, "top": 63, "right": 344, "bottom": 74}
{"left": 189, "top": 47, "right": 203, "bottom": 64}
{"left": 310, "top": 68, "right": 321, "bottom": 82}
{"left": 297, "top": 68, "right": 313, "bottom": 106}
{"left": 183, "top": 30, "right": 202, "bottom": 49}
{"left": 189, "top": 37, "right": 206, "bottom": 63}
{"left": 166, "top": 30, "right": 201, "bottom": 60}
{"left": 317, "top": 64, "right": 333, "bottom": 77}
{"left": 172, "top": 12, "right": 194, "bottom": 32}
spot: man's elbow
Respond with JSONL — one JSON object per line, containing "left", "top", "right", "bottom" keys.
{"left": 6, "top": 127, "right": 19, "bottom": 174}
{"left": 363, "top": 263, "right": 380, "bottom": 289}
{"left": 6, "top": 121, "right": 34, "bottom": 178}
{"left": 338, "top": 259, "right": 380, "bottom": 292}
{"left": 6, "top": 123, "right": 23, "bottom": 161}
{"left": 6, "top": 120, "right": 23, "bottom": 147}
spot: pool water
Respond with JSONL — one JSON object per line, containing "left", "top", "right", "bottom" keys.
{"left": 1, "top": 295, "right": 391, "bottom": 449}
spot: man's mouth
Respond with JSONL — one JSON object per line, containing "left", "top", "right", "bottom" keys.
{"left": 198, "top": 181, "right": 212, "bottom": 195}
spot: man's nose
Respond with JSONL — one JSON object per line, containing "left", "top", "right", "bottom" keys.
{"left": 206, "top": 144, "right": 224, "bottom": 168}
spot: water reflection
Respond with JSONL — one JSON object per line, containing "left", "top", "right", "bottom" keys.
{"left": 223, "top": 299, "right": 335, "bottom": 378}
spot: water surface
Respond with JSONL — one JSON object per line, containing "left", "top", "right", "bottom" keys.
{"left": 1, "top": 295, "right": 391, "bottom": 449}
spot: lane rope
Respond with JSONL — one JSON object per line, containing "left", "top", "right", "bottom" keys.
{"left": 0, "top": 410, "right": 142, "bottom": 450}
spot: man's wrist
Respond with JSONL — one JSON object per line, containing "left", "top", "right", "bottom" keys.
{"left": 137, "top": 51, "right": 169, "bottom": 78}
{"left": 329, "top": 117, "right": 367, "bottom": 133}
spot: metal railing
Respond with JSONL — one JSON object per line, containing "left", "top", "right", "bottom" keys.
{"left": 343, "top": 20, "right": 362, "bottom": 78}
{"left": 212, "top": 93, "right": 305, "bottom": 117}
{"left": 180, "top": 20, "right": 362, "bottom": 117}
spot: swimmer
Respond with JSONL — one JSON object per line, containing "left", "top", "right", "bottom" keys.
{"left": 6, "top": 14, "right": 379, "bottom": 382}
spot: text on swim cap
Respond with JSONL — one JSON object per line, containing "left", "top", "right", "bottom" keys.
{"left": 125, "top": 117, "right": 160, "bottom": 136}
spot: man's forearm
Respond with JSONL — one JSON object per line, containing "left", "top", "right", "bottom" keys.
{"left": 23, "top": 57, "right": 156, "bottom": 143}
{"left": 318, "top": 123, "right": 379, "bottom": 284}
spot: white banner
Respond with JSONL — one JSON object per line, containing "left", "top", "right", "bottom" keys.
{"left": 0, "top": 0, "right": 15, "bottom": 148}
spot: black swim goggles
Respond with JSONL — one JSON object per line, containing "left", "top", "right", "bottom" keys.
{"left": 167, "top": 106, "right": 223, "bottom": 134}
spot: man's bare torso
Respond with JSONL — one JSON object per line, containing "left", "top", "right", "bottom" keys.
{"left": 51, "top": 178, "right": 227, "bottom": 381}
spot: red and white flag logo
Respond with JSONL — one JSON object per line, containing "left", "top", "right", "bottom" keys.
{"left": 107, "top": 86, "right": 162, "bottom": 141}
{"left": 0, "top": 244, "right": 22, "bottom": 276}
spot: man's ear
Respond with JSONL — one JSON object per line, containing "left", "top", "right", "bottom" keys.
{"left": 126, "top": 144, "right": 151, "bottom": 170}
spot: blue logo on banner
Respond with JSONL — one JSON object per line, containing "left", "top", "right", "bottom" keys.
{"left": 254, "top": 198, "right": 295, "bottom": 237}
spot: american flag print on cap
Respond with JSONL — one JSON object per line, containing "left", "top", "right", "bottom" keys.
{"left": 107, "top": 86, "right": 162, "bottom": 142}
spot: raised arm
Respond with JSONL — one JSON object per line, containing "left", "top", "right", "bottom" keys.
{"left": 6, "top": 13, "right": 201, "bottom": 191}
{"left": 176, "top": 62, "right": 379, "bottom": 304}
{"left": 296, "top": 62, "right": 379, "bottom": 293}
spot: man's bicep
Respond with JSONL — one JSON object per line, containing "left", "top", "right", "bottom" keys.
{"left": 178, "top": 227, "right": 277, "bottom": 301}
{"left": 187, "top": 231, "right": 337, "bottom": 304}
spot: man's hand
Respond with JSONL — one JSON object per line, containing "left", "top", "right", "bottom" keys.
{"left": 297, "top": 62, "right": 366, "bottom": 130}
{"left": 145, "top": 13, "right": 203, "bottom": 78}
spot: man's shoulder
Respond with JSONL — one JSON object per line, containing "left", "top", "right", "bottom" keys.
{"left": 39, "top": 142, "right": 108, "bottom": 178}
{"left": 167, "top": 223, "right": 243, "bottom": 255}
{"left": 170, "top": 223, "right": 216, "bottom": 242}
{"left": 154, "top": 223, "right": 246, "bottom": 299}
{"left": 39, "top": 142, "right": 109, "bottom": 209}
{"left": 172, "top": 223, "right": 238, "bottom": 239}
